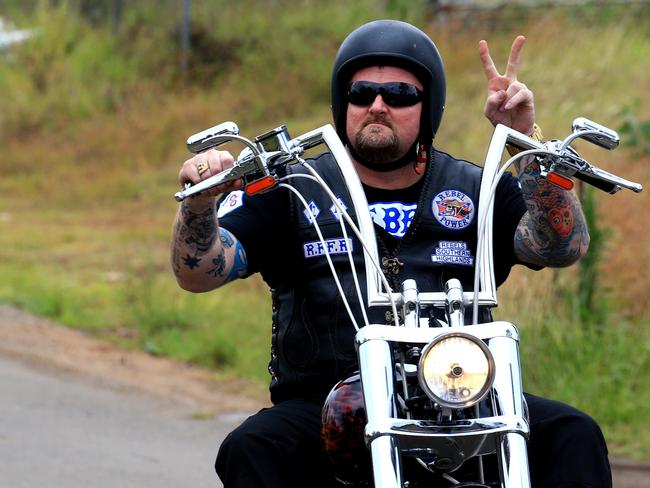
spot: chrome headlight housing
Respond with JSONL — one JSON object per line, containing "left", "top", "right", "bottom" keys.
{"left": 418, "top": 332, "right": 495, "bottom": 408}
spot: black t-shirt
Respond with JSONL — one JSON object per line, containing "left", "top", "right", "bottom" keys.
{"left": 363, "top": 177, "right": 423, "bottom": 253}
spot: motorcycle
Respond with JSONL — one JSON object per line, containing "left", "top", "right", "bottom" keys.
{"left": 175, "top": 117, "right": 643, "bottom": 487}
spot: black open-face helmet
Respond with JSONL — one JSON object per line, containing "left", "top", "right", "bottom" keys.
{"left": 331, "top": 19, "right": 446, "bottom": 152}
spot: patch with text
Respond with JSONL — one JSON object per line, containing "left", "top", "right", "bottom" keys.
{"left": 303, "top": 200, "right": 321, "bottom": 224}
{"left": 330, "top": 196, "right": 348, "bottom": 221}
{"left": 303, "top": 238, "right": 353, "bottom": 258}
{"left": 431, "top": 190, "right": 475, "bottom": 230}
{"left": 217, "top": 191, "right": 244, "bottom": 218}
{"left": 369, "top": 201, "right": 417, "bottom": 238}
{"left": 431, "top": 241, "right": 474, "bottom": 266}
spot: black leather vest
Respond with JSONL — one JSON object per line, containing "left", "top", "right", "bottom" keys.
{"left": 268, "top": 150, "right": 503, "bottom": 404}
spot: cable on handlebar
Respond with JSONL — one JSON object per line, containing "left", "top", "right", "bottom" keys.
{"left": 279, "top": 159, "right": 402, "bottom": 329}
{"left": 279, "top": 182, "right": 364, "bottom": 332}
{"left": 472, "top": 148, "right": 558, "bottom": 325}
{"left": 299, "top": 163, "right": 370, "bottom": 329}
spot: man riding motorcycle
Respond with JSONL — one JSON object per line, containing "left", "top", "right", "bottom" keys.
{"left": 171, "top": 19, "right": 611, "bottom": 488}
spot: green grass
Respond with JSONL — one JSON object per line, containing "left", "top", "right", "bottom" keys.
{"left": 0, "top": 242, "right": 272, "bottom": 383}
{"left": 495, "top": 265, "right": 650, "bottom": 460}
{"left": 1, "top": 0, "right": 649, "bottom": 459}
{"left": 520, "top": 318, "right": 650, "bottom": 460}
{"left": 122, "top": 270, "right": 272, "bottom": 381}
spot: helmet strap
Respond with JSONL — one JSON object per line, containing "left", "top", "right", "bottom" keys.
{"left": 348, "top": 141, "right": 420, "bottom": 173}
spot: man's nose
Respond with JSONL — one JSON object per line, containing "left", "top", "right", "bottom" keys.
{"left": 368, "top": 94, "right": 388, "bottom": 112}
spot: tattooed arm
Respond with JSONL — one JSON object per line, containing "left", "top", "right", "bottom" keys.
{"left": 478, "top": 39, "right": 589, "bottom": 267}
{"left": 513, "top": 157, "right": 590, "bottom": 268}
{"left": 171, "top": 200, "right": 248, "bottom": 292}
{"left": 171, "top": 149, "right": 247, "bottom": 292}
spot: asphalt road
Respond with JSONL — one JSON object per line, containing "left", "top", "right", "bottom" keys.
{"left": 0, "top": 355, "right": 247, "bottom": 488}
{"left": 1, "top": 333, "right": 647, "bottom": 488}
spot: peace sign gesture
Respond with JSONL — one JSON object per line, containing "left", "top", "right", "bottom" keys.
{"left": 479, "top": 35, "right": 535, "bottom": 136}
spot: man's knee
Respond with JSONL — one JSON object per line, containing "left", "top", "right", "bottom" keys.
{"left": 526, "top": 395, "right": 611, "bottom": 487}
{"left": 220, "top": 422, "right": 258, "bottom": 453}
{"left": 536, "top": 402, "right": 607, "bottom": 451}
{"left": 569, "top": 410, "right": 607, "bottom": 445}
{"left": 216, "top": 419, "right": 269, "bottom": 473}
{"left": 214, "top": 404, "right": 332, "bottom": 487}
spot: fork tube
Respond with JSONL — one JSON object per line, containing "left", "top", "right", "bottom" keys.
{"left": 498, "top": 433, "right": 531, "bottom": 488}
{"left": 358, "top": 338, "right": 403, "bottom": 488}
{"left": 488, "top": 329, "right": 531, "bottom": 488}
{"left": 489, "top": 332, "right": 525, "bottom": 417}
{"left": 370, "top": 436, "right": 402, "bottom": 488}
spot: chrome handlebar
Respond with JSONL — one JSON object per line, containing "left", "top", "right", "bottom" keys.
{"left": 174, "top": 123, "right": 303, "bottom": 202}
{"left": 172, "top": 118, "right": 643, "bottom": 315}
{"left": 536, "top": 118, "right": 642, "bottom": 194}
{"left": 174, "top": 117, "right": 643, "bottom": 203}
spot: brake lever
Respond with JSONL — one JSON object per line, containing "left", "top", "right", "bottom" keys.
{"left": 571, "top": 117, "right": 619, "bottom": 150}
{"left": 538, "top": 141, "right": 642, "bottom": 194}
{"left": 542, "top": 147, "right": 621, "bottom": 194}
{"left": 174, "top": 150, "right": 284, "bottom": 202}
{"left": 186, "top": 121, "right": 240, "bottom": 153}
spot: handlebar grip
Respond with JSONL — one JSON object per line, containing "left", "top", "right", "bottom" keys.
{"left": 573, "top": 171, "right": 619, "bottom": 194}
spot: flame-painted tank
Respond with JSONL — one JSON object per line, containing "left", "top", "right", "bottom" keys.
{"left": 321, "top": 373, "right": 372, "bottom": 486}
{"left": 321, "top": 373, "right": 498, "bottom": 487}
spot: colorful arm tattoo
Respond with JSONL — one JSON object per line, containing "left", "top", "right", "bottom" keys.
{"left": 222, "top": 229, "right": 249, "bottom": 282}
{"left": 514, "top": 158, "right": 590, "bottom": 267}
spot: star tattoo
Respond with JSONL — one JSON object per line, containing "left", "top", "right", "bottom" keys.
{"left": 182, "top": 254, "right": 201, "bottom": 270}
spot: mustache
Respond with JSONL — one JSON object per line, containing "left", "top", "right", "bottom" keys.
{"left": 361, "top": 114, "right": 394, "bottom": 131}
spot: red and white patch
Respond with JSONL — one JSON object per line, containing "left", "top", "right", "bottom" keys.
{"left": 431, "top": 190, "right": 475, "bottom": 230}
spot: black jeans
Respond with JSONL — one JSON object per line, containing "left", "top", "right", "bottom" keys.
{"left": 215, "top": 394, "right": 611, "bottom": 488}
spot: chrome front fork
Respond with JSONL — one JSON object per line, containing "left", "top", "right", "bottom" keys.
{"left": 356, "top": 281, "right": 531, "bottom": 488}
{"left": 357, "top": 337, "right": 404, "bottom": 484}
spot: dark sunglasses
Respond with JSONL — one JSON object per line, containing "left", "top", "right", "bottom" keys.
{"left": 347, "top": 81, "right": 423, "bottom": 108}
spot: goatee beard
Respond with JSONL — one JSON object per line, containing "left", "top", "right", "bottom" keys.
{"left": 353, "top": 118, "right": 403, "bottom": 164}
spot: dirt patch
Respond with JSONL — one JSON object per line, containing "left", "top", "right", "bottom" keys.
{"left": 611, "top": 457, "right": 650, "bottom": 488}
{"left": 0, "top": 304, "right": 269, "bottom": 414}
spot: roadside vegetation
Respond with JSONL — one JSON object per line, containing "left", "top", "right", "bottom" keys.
{"left": 1, "top": 0, "right": 648, "bottom": 459}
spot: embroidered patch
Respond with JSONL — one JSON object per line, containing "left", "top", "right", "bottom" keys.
{"left": 431, "top": 241, "right": 474, "bottom": 266}
{"left": 303, "top": 238, "right": 353, "bottom": 258}
{"left": 303, "top": 200, "right": 321, "bottom": 224}
{"left": 330, "top": 197, "right": 347, "bottom": 221}
{"left": 369, "top": 201, "right": 417, "bottom": 238}
{"left": 431, "top": 190, "right": 475, "bottom": 230}
{"left": 217, "top": 191, "right": 244, "bottom": 218}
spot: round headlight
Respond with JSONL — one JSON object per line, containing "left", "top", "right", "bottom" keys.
{"left": 418, "top": 332, "right": 495, "bottom": 408}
